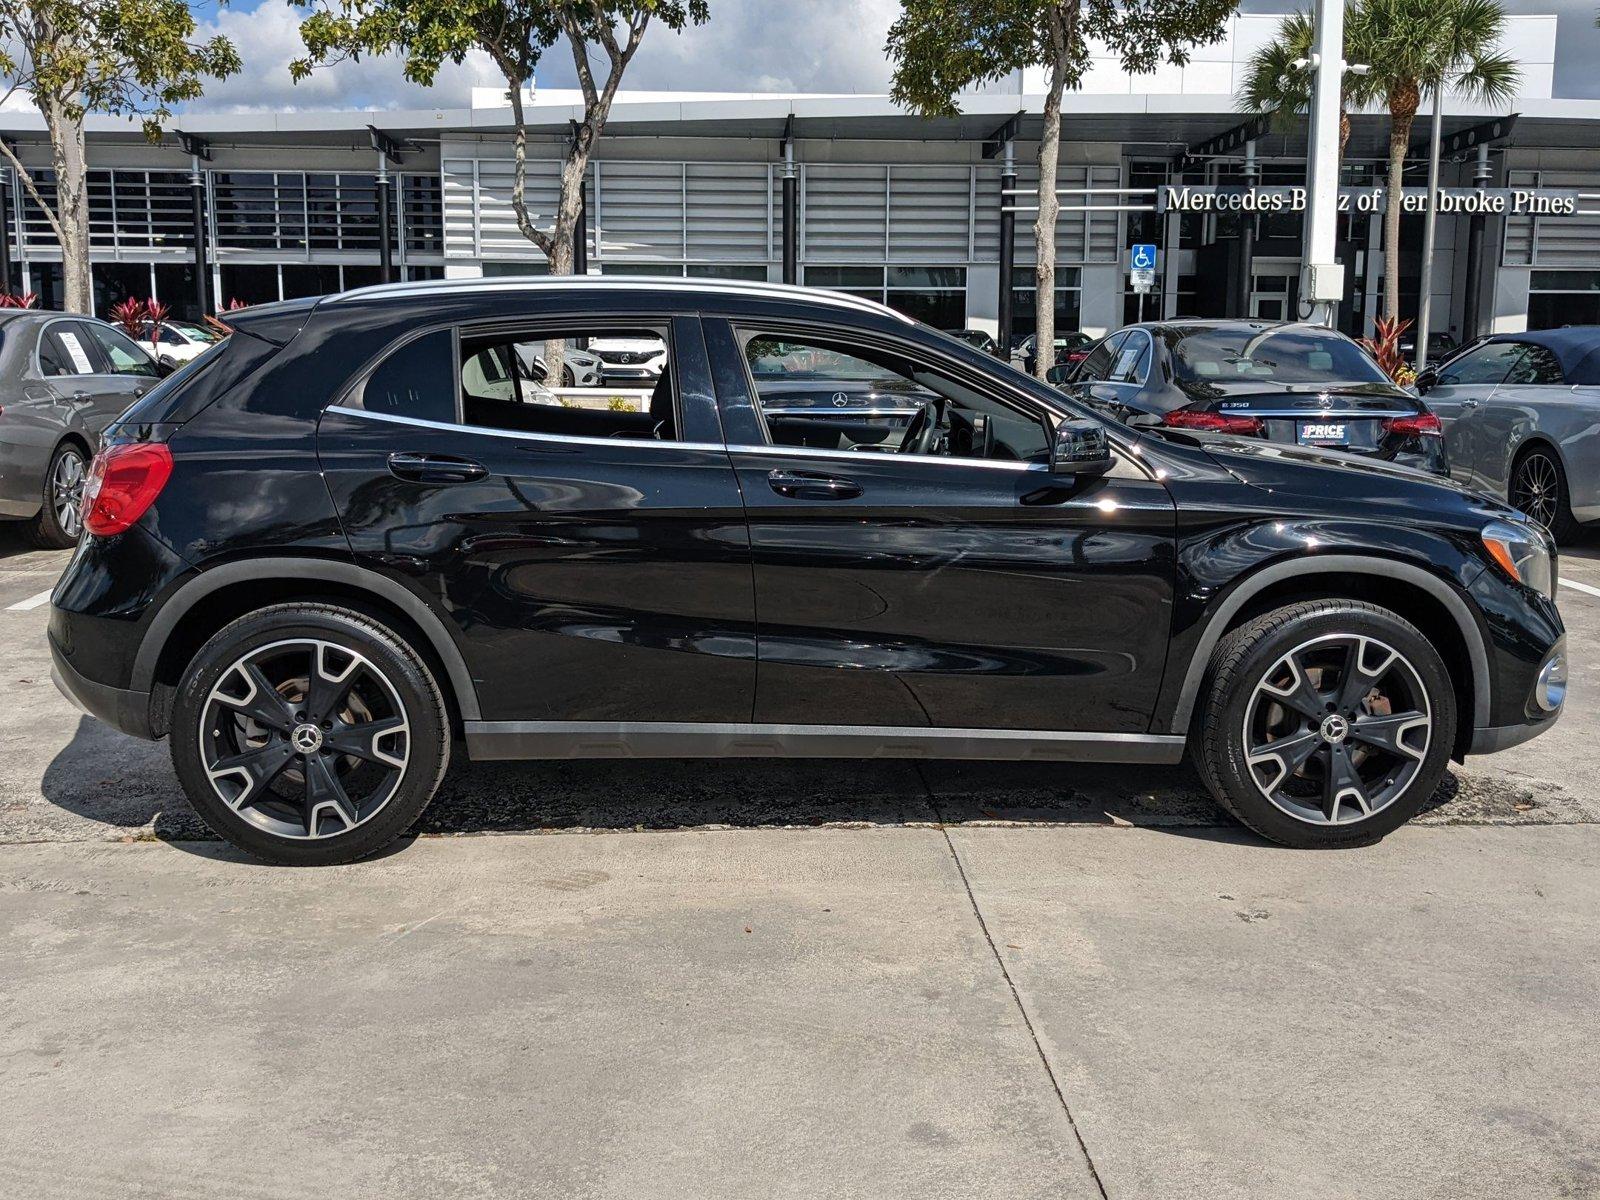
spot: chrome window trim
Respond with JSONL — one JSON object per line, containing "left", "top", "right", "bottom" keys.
{"left": 726, "top": 441, "right": 1051, "bottom": 473}
{"left": 323, "top": 405, "right": 728, "bottom": 453}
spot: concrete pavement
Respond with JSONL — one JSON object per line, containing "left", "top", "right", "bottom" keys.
{"left": 3, "top": 524, "right": 1600, "bottom": 1197}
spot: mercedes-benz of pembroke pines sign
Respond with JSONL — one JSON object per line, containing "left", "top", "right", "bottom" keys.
{"left": 1159, "top": 185, "right": 1583, "bottom": 216}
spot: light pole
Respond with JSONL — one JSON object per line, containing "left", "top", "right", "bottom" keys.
{"left": 1299, "top": 0, "right": 1347, "bottom": 327}
{"left": 1414, "top": 80, "right": 1448, "bottom": 370}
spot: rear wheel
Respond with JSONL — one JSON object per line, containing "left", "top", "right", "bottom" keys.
{"left": 25, "top": 441, "right": 86, "bottom": 549}
{"left": 1509, "top": 445, "right": 1580, "bottom": 545}
{"left": 171, "top": 603, "right": 450, "bottom": 865}
{"left": 1194, "top": 601, "right": 1456, "bottom": 848}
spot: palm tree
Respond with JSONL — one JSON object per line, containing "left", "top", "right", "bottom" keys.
{"left": 1239, "top": 9, "right": 1357, "bottom": 156}
{"left": 1346, "top": 0, "right": 1519, "bottom": 320}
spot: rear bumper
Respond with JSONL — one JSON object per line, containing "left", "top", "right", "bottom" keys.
{"left": 50, "top": 631, "right": 156, "bottom": 740}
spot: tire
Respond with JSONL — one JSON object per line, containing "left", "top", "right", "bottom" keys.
{"left": 25, "top": 441, "right": 87, "bottom": 549}
{"left": 1509, "top": 445, "right": 1581, "bottom": 546}
{"left": 561, "top": 364, "right": 575, "bottom": 388}
{"left": 170, "top": 603, "right": 450, "bottom": 866}
{"left": 1193, "top": 600, "right": 1457, "bottom": 848}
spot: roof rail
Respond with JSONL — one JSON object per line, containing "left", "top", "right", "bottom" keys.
{"left": 326, "top": 274, "right": 916, "bottom": 324}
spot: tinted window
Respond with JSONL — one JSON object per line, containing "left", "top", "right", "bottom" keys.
{"left": 1501, "top": 344, "right": 1564, "bottom": 386}
{"left": 357, "top": 329, "right": 456, "bottom": 424}
{"left": 40, "top": 323, "right": 100, "bottom": 377}
{"left": 1075, "top": 333, "right": 1128, "bottom": 383}
{"left": 1108, "top": 332, "right": 1151, "bottom": 384}
{"left": 1436, "top": 342, "right": 1527, "bottom": 386}
{"left": 1167, "top": 325, "right": 1386, "bottom": 385}
{"left": 85, "top": 323, "right": 160, "bottom": 377}
{"left": 115, "top": 331, "right": 281, "bottom": 427}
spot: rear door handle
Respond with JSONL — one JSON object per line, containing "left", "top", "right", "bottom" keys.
{"left": 388, "top": 451, "right": 488, "bottom": 484}
{"left": 767, "top": 468, "right": 862, "bottom": 501}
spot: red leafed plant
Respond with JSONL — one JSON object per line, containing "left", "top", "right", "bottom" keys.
{"left": 1358, "top": 316, "right": 1416, "bottom": 386}
{"left": 110, "top": 296, "right": 148, "bottom": 338}
{"left": 144, "top": 297, "right": 171, "bottom": 353}
{"left": 202, "top": 298, "right": 250, "bottom": 338}
{"left": 0, "top": 290, "right": 39, "bottom": 308}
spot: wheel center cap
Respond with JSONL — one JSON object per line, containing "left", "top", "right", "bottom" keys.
{"left": 1320, "top": 714, "right": 1350, "bottom": 744}
{"left": 291, "top": 723, "right": 324, "bottom": 754}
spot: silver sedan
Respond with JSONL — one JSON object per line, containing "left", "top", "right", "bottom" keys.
{"left": 0, "top": 311, "right": 164, "bottom": 547}
{"left": 1417, "top": 327, "right": 1600, "bottom": 544}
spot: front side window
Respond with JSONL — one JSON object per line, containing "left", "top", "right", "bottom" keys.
{"left": 1075, "top": 332, "right": 1128, "bottom": 383}
{"left": 739, "top": 328, "right": 1049, "bottom": 463}
{"left": 1436, "top": 341, "right": 1527, "bottom": 387}
{"left": 1108, "top": 332, "right": 1151, "bottom": 384}
{"left": 84, "top": 323, "right": 159, "bottom": 377}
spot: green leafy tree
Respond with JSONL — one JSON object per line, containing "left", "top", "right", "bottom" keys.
{"left": 294, "top": 0, "right": 708, "bottom": 277}
{"left": 0, "top": 0, "right": 240, "bottom": 312}
{"left": 1345, "top": 0, "right": 1518, "bottom": 320}
{"left": 888, "top": 0, "right": 1236, "bottom": 379}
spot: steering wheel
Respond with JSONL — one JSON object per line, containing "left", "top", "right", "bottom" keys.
{"left": 898, "top": 398, "right": 946, "bottom": 456}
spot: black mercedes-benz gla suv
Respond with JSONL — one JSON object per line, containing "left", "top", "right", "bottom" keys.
{"left": 49, "top": 279, "right": 1566, "bottom": 865}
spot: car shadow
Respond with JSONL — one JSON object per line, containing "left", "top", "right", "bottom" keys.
{"left": 37, "top": 716, "right": 1497, "bottom": 861}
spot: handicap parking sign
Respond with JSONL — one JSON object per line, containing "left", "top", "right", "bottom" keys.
{"left": 1129, "top": 243, "right": 1157, "bottom": 271}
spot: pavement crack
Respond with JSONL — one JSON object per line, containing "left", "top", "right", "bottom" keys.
{"left": 913, "top": 763, "right": 1110, "bottom": 1200}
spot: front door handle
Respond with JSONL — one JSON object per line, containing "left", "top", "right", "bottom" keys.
{"left": 1461, "top": 397, "right": 1480, "bottom": 409}
{"left": 767, "top": 468, "right": 862, "bottom": 501}
{"left": 388, "top": 451, "right": 488, "bottom": 484}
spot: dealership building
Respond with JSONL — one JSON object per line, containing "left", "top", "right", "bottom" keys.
{"left": 1, "top": 12, "right": 1596, "bottom": 342}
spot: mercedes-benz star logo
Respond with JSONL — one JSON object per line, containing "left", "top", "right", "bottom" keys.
{"left": 831, "top": 392, "right": 850, "bottom": 407}
{"left": 1319, "top": 713, "right": 1350, "bottom": 744}
{"left": 292, "top": 724, "right": 324, "bottom": 754}
{"left": 1317, "top": 392, "right": 1334, "bottom": 409}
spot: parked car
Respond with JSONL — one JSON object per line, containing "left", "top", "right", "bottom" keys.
{"left": 511, "top": 341, "right": 601, "bottom": 388}
{"left": 1015, "top": 331, "right": 1093, "bottom": 375}
{"left": 1417, "top": 327, "right": 1600, "bottom": 543}
{"left": 142, "top": 321, "right": 223, "bottom": 369}
{"left": 1062, "top": 319, "right": 1448, "bottom": 476}
{"left": 587, "top": 333, "right": 667, "bottom": 384}
{"left": 945, "top": 328, "right": 999, "bottom": 355}
{"left": 51, "top": 277, "right": 1564, "bottom": 865}
{"left": 1398, "top": 329, "right": 1458, "bottom": 362}
{"left": 0, "top": 310, "right": 163, "bottom": 547}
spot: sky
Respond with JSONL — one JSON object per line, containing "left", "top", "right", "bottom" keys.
{"left": 185, "top": 0, "right": 1600, "bottom": 113}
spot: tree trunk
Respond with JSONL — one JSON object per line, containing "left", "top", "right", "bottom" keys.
{"left": 43, "top": 99, "right": 91, "bottom": 314}
{"left": 1382, "top": 83, "right": 1420, "bottom": 322}
{"left": 1032, "top": 8, "right": 1072, "bottom": 383}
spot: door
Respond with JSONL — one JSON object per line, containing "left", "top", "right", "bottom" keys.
{"left": 703, "top": 317, "right": 1177, "bottom": 734}
{"left": 317, "top": 314, "right": 757, "bottom": 724}
{"left": 76, "top": 321, "right": 161, "bottom": 430}
{"left": 1424, "top": 340, "right": 1531, "bottom": 491}
{"left": 38, "top": 320, "right": 126, "bottom": 437}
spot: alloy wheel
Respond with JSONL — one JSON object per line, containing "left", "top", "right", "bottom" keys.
{"left": 199, "top": 638, "right": 411, "bottom": 840}
{"left": 52, "top": 447, "right": 86, "bottom": 539}
{"left": 1242, "top": 634, "right": 1432, "bottom": 826}
{"left": 1511, "top": 452, "right": 1560, "bottom": 529}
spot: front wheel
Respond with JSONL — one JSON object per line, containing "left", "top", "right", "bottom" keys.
{"left": 170, "top": 603, "right": 450, "bottom": 865}
{"left": 1194, "top": 600, "right": 1457, "bottom": 848}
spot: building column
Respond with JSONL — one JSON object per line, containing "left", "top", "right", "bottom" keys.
{"left": 998, "top": 141, "right": 1016, "bottom": 354}
{"left": 1461, "top": 144, "right": 1492, "bottom": 341}
{"left": 780, "top": 121, "right": 798, "bottom": 285}
{"left": 574, "top": 178, "right": 589, "bottom": 275}
{"left": 1234, "top": 140, "right": 1257, "bottom": 319}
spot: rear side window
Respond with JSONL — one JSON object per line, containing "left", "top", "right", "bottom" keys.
{"left": 40, "top": 323, "right": 100, "bottom": 376}
{"left": 1075, "top": 333, "right": 1127, "bottom": 383}
{"left": 112, "top": 330, "right": 281, "bottom": 427}
{"left": 354, "top": 329, "right": 456, "bottom": 424}
{"left": 84, "top": 323, "right": 160, "bottom": 377}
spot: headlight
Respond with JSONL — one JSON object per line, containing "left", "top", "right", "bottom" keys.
{"left": 1481, "top": 519, "right": 1555, "bottom": 599}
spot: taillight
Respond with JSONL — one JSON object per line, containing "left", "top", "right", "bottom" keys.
{"left": 81, "top": 443, "right": 173, "bottom": 536}
{"left": 1382, "top": 412, "right": 1443, "bottom": 438}
{"left": 1162, "top": 409, "right": 1263, "bottom": 436}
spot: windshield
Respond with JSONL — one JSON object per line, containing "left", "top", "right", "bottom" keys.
{"left": 1166, "top": 325, "right": 1388, "bottom": 387}
{"left": 174, "top": 323, "right": 221, "bottom": 343}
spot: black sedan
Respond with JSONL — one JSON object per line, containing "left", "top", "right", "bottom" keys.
{"left": 1061, "top": 320, "right": 1448, "bottom": 475}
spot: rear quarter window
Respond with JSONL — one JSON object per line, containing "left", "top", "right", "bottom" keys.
{"left": 349, "top": 329, "right": 456, "bottom": 424}
{"left": 113, "top": 331, "right": 281, "bottom": 427}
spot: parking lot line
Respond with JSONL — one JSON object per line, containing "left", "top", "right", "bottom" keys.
{"left": 5, "top": 588, "right": 53, "bottom": 612}
{"left": 1563, "top": 578, "right": 1600, "bottom": 602}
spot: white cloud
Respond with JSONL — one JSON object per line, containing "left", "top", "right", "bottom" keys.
{"left": 184, "top": 0, "right": 900, "bottom": 114}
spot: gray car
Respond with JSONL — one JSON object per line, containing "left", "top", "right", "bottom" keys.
{"left": 1418, "top": 327, "right": 1600, "bottom": 544}
{"left": 0, "top": 311, "right": 163, "bottom": 547}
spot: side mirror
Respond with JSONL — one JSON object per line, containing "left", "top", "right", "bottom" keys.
{"left": 1415, "top": 367, "right": 1437, "bottom": 395}
{"left": 1045, "top": 363, "right": 1074, "bottom": 387}
{"left": 1050, "top": 417, "right": 1114, "bottom": 477}
{"left": 155, "top": 359, "right": 177, "bottom": 378}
